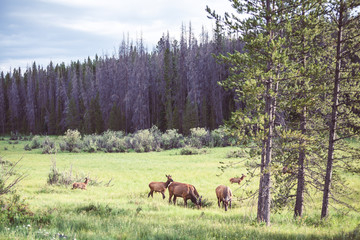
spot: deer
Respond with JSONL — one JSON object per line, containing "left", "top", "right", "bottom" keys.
{"left": 229, "top": 174, "right": 246, "bottom": 185}
{"left": 168, "top": 181, "right": 202, "bottom": 208}
{"left": 72, "top": 177, "right": 89, "bottom": 190}
{"left": 148, "top": 175, "right": 173, "bottom": 199}
{"left": 215, "top": 185, "right": 232, "bottom": 211}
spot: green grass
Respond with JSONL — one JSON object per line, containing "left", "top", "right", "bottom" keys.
{"left": 0, "top": 139, "right": 359, "bottom": 239}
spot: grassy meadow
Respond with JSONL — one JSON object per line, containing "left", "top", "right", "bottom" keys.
{"left": 0, "top": 138, "right": 359, "bottom": 240}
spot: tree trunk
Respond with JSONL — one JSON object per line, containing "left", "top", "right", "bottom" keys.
{"left": 321, "top": 0, "right": 343, "bottom": 219}
{"left": 295, "top": 107, "right": 306, "bottom": 217}
{"left": 257, "top": 0, "right": 274, "bottom": 226}
{"left": 257, "top": 143, "right": 265, "bottom": 222}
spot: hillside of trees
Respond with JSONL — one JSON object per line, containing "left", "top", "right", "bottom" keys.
{"left": 0, "top": 26, "right": 242, "bottom": 135}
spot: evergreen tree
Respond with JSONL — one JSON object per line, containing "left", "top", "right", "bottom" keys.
{"left": 208, "top": 0, "right": 293, "bottom": 225}
{"left": 321, "top": 0, "right": 360, "bottom": 219}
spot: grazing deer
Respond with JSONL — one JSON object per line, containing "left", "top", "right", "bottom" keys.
{"left": 148, "top": 175, "right": 173, "bottom": 199}
{"left": 168, "top": 182, "right": 202, "bottom": 208}
{"left": 72, "top": 177, "right": 89, "bottom": 190}
{"left": 216, "top": 185, "right": 232, "bottom": 211}
{"left": 229, "top": 174, "right": 246, "bottom": 185}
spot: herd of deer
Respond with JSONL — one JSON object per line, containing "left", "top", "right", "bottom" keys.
{"left": 148, "top": 174, "right": 246, "bottom": 211}
{"left": 71, "top": 174, "right": 246, "bottom": 211}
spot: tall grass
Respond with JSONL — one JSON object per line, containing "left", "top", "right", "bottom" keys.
{"left": 0, "top": 139, "right": 359, "bottom": 239}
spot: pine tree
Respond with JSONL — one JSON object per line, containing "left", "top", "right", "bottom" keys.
{"left": 321, "top": 0, "right": 360, "bottom": 219}
{"left": 207, "top": 0, "right": 293, "bottom": 225}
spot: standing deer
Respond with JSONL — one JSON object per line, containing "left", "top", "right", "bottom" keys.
{"left": 148, "top": 175, "right": 173, "bottom": 199}
{"left": 216, "top": 185, "right": 232, "bottom": 211}
{"left": 229, "top": 174, "right": 246, "bottom": 185}
{"left": 168, "top": 181, "right": 202, "bottom": 208}
{"left": 72, "top": 177, "right": 89, "bottom": 190}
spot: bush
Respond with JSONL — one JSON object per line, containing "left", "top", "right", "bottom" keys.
{"left": 132, "top": 129, "right": 155, "bottom": 152}
{"left": 180, "top": 146, "right": 207, "bottom": 155}
{"left": 83, "top": 135, "right": 100, "bottom": 153}
{"left": 47, "top": 158, "right": 73, "bottom": 186}
{"left": 24, "top": 144, "right": 32, "bottom": 151}
{"left": 210, "top": 127, "right": 229, "bottom": 147}
{"left": 188, "top": 127, "right": 210, "bottom": 148}
{"left": 161, "top": 129, "right": 184, "bottom": 149}
{"left": 226, "top": 149, "right": 248, "bottom": 158}
{"left": 62, "top": 129, "right": 82, "bottom": 152}
{"left": 0, "top": 194, "right": 33, "bottom": 225}
{"left": 30, "top": 135, "right": 42, "bottom": 149}
{"left": 41, "top": 137, "right": 57, "bottom": 154}
{"left": 100, "top": 131, "right": 127, "bottom": 153}
{"left": 0, "top": 158, "right": 30, "bottom": 225}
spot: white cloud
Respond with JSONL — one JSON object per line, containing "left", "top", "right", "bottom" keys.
{"left": 1, "top": 0, "right": 237, "bottom": 71}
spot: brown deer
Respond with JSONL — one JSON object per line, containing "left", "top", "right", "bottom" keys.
{"left": 148, "top": 175, "right": 173, "bottom": 199}
{"left": 168, "top": 182, "right": 202, "bottom": 208}
{"left": 72, "top": 177, "right": 89, "bottom": 190}
{"left": 229, "top": 174, "right": 246, "bottom": 184}
{"left": 216, "top": 185, "right": 232, "bottom": 211}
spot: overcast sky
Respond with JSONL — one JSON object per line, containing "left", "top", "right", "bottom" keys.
{"left": 0, "top": 0, "right": 234, "bottom": 73}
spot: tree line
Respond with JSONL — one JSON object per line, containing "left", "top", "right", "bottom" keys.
{"left": 0, "top": 26, "right": 242, "bottom": 136}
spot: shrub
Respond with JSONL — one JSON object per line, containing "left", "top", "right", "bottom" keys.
{"left": 100, "top": 131, "right": 127, "bottom": 152}
{"left": 83, "top": 135, "right": 99, "bottom": 153}
{"left": 47, "top": 158, "right": 73, "bottom": 186}
{"left": 0, "top": 194, "right": 33, "bottom": 225}
{"left": 41, "top": 137, "right": 57, "bottom": 154}
{"left": 0, "top": 158, "right": 26, "bottom": 196}
{"left": 0, "top": 158, "right": 30, "bottom": 225}
{"left": 161, "top": 129, "right": 184, "bottom": 149}
{"left": 24, "top": 144, "right": 32, "bottom": 151}
{"left": 9, "top": 131, "right": 21, "bottom": 140}
{"left": 133, "top": 129, "right": 155, "bottom": 152}
{"left": 30, "top": 135, "right": 42, "bottom": 149}
{"left": 188, "top": 127, "right": 210, "bottom": 148}
{"left": 62, "top": 129, "right": 82, "bottom": 152}
{"left": 180, "top": 146, "right": 207, "bottom": 155}
{"left": 226, "top": 149, "right": 247, "bottom": 158}
{"left": 210, "top": 127, "right": 229, "bottom": 147}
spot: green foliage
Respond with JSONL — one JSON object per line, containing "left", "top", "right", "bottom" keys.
{"left": 47, "top": 158, "right": 73, "bottom": 186}
{"left": 62, "top": 129, "right": 82, "bottom": 152}
{"left": 0, "top": 194, "right": 33, "bottom": 225}
{"left": 30, "top": 135, "right": 41, "bottom": 149}
{"left": 179, "top": 146, "right": 207, "bottom": 155}
{"left": 41, "top": 137, "right": 57, "bottom": 154}
{"left": 188, "top": 127, "right": 210, "bottom": 148}
{"left": 161, "top": 129, "right": 185, "bottom": 149}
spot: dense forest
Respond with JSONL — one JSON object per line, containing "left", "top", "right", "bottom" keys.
{"left": 0, "top": 26, "right": 242, "bottom": 135}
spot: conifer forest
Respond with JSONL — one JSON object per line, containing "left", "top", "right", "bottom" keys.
{"left": 0, "top": 28, "right": 241, "bottom": 136}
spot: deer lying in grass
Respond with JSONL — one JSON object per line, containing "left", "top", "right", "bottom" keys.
{"left": 216, "top": 185, "right": 232, "bottom": 211}
{"left": 148, "top": 175, "right": 173, "bottom": 199}
{"left": 229, "top": 174, "right": 246, "bottom": 185}
{"left": 72, "top": 177, "right": 89, "bottom": 190}
{"left": 168, "top": 182, "right": 202, "bottom": 208}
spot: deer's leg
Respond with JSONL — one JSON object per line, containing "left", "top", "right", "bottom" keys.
{"left": 161, "top": 191, "right": 165, "bottom": 199}
{"left": 173, "top": 196, "right": 177, "bottom": 205}
{"left": 217, "top": 198, "right": 221, "bottom": 208}
{"left": 168, "top": 193, "right": 173, "bottom": 203}
{"left": 148, "top": 190, "right": 153, "bottom": 198}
